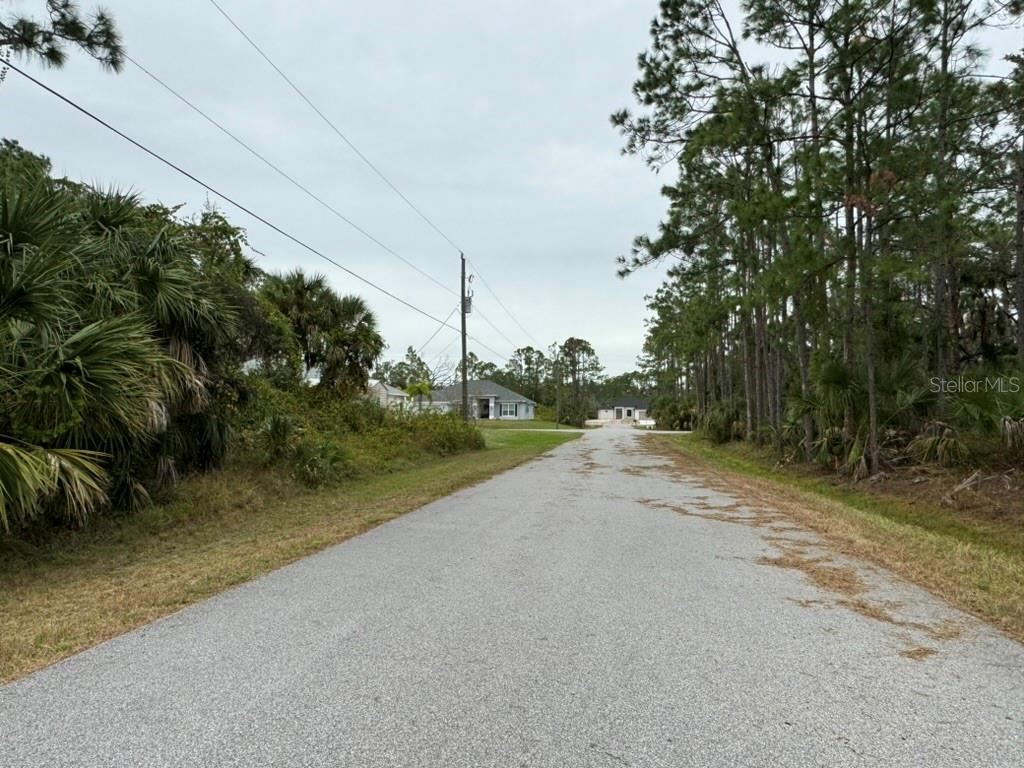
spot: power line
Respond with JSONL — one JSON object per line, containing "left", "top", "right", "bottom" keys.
{"left": 468, "top": 263, "right": 540, "bottom": 347}
{"left": 206, "top": 0, "right": 461, "bottom": 253}
{"left": 127, "top": 53, "right": 515, "bottom": 360}
{"left": 3, "top": 59, "right": 510, "bottom": 362}
{"left": 124, "top": 53, "right": 456, "bottom": 299}
{"left": 473, "top": 305, "right": 517, "bottom": 351}
{"left": 417, "top": 305, "right": 458, "bottom": 357}
{"left": 205, "top": 0, "right": 536, "bottom": 351}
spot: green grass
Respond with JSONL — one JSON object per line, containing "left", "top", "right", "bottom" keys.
{"left": 482, "top": 429, "right": 581, "bottom": 450}
{"left": 659, "top": 433, "right": 1024, "bottom": 641}
{"left": 476, "top": 419, "right": 581, "bottom": 430}
{"left": 0, "top": 430, "right": 578, "bottom": 683}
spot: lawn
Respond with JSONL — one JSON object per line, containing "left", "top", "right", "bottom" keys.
{"left": 482, "top": 428, "right": 581, "bottom": 450}
{"left": 656, "top": 433, "right": 1024, "bottom": 642}
{"left": 476, "top": 419, "right": 584, "bottom": 430}
{"left": 0, "top": 429, "right": 579, "bottom": 683}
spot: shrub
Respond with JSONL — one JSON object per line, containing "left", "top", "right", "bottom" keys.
{"left": 703, "top": 405, "right": 738, "bottom": 444}
{"left": 1004, "top": 416, "right": 1024, "bottom": 455}
{"left": 284, "top": 389, "right": 388, "bottom": 435}
{"left": 650, "top": 395, "right": 697, "bottom": 431}
{"left": 908, "top": 421, "right": 970, "bottom": 467}
{"left": 258, "top": 414, "right": 298, "bottom": 463}
{"left": 408, "top": 413, "right": 485, "bottom": 456}
{"left": 292, "top": 439, "right": 352, "bottom": 488}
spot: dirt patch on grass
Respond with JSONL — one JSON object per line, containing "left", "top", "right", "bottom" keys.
{"left": 855, "top": 466, "right": 1022, "bottom": 525}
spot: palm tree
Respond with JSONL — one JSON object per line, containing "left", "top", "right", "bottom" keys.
{"left": 405, "top": 380, "right": 432, "bottom": 412}
{"left": 0, "top": 181, "right": 180, "bottom": 528}
{"left": 262, "top": 271, "right": 384, "bottom": 393}
{"left": 261, "top": 270, "right": 331, "bottom": 375}
{"left": 321, "top": 294, "right": 385, "bottom": 395}
{"left": 0, "top": 172, "right": 245, "bottom": 528}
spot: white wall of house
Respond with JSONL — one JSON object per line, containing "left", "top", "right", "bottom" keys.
{"left": 497, "top": 401, "right": 533, "bottom": 420}
{"left": 596, "top": 407, "right": 648, "bottom": 422}
{"left": 427, "top": 399, "right": 534, "bottom": 419}
{"left": 368, "top": 382, "right": 409, "bottom": 410}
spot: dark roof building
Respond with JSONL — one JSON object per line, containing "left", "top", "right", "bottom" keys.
{"left": 431, "top": 379, "right": 536, "bottom": 404}
{"left": 603, "top": 395, "right": 650, "bottom": 410}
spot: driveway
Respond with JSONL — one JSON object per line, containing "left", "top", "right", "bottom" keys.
{"left": 2, "top": 428, "right": 1021, "bottom": 767}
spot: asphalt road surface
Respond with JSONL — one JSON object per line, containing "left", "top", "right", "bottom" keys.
{"left": 2, "top": 427, "right": 1022, "bottom": 767}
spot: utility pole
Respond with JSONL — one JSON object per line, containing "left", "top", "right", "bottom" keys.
{"left": 550, "top": 343, "right": 561, "bottom": 430}
{"left": 460, "top": 252, "right": 469, "bottom": 421}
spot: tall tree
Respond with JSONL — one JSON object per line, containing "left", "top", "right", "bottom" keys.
{"left": 616, "top": 0, "right": 1023, "bottom": 474}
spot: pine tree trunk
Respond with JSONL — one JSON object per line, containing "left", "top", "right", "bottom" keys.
{"left": 841, "top": 48, "right": 858, "bottom": 443}
{"left": 743, "top": 310, "right": 755, "bottom": 440}
{"left": 864, "top": 213, "right": 880, "bottom": 476}
{"left": 934, "top": 3, "right": 954, "bottom": 404}
{"left": 1015, "top": 134, "right": 1024, "bottom": 367}
{"left": 793, "top": 291, "right": 815, "bottom": 461}
{"left": 755, "top": 303, "right": 767, "bottom": 443}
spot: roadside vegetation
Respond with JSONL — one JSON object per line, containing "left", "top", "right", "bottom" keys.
{"left": 0, "top": 141, "right": 491, "bottom": 535}
{"left": 658, "top": 434, "right": 1024, "bottom": 642}
{"left": 612, "top": 1, "right": 1024, "bottom": 483}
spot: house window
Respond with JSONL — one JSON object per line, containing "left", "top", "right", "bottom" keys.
{"left": 626, "top": 408, "right": 633, "bottom": 418}
{"left": 500, "top": 402, "right": 517, "bottom": 418}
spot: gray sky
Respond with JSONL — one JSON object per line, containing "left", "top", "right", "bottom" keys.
{"left": 2, "top": 0, "right": 671, "bottom": 374}
{"left": 2, "top": 1, "right": 1020, "bottom": 375}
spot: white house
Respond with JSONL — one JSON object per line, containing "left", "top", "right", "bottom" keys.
{"left": 596, "top": 396, "right": 650, "bottom": 423}
{"left": 428, "top": 379, "right": 536, "bottom": 420}
{"left": 367, "top": 380, "right": 410, "bottom": 409}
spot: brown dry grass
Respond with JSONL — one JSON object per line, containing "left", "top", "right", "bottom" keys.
{"left": 0, "top": 433, "right": 576, "bottom": 683}
{"left": 899, "top": 646, "right": 938, "bottom": 661}
{"left": 758, "top": 552, "right": 868, "bottom": 597}
{"left": 646, "top": 435, "right": 1023, "bottom": 643}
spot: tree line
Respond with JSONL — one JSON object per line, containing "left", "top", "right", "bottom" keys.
{"left": 616, "top": 0, "right": 1024, "bottom": 474}
{"left": 376, "top": 337, "right": 650, "bottom": 426}
{"left": 0, "top": 141, "right": 386, "bottom": 530}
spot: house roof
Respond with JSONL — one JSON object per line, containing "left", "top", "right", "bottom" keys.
{"left": 603, "top": 396, "right": 650, "bottom": 409}
{"left": 369, "top": 380, "right": 408, "bottom": 397}
{"left": 431, "top": 379, "right": 535, "bottom": 404}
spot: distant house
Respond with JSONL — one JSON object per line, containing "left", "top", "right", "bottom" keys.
{"left": 429, "top": 379, "right": 536, "bottom": 420}
{"left": 597, "top": 396, "right": 649, "bottom": 423}
{"left": 368, "top": 380, "right": 410, "bottom": 409}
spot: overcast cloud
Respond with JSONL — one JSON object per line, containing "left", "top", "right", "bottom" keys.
{"left": 2, "top": 0, "right": 675, "bottom": 374}
{"left": 2, "top": 1, "right": 1019, "bottom": 374}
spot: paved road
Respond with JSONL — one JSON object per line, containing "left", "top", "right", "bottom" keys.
{"left": 2, "top": 428, "right": 1022, "bottom": 766}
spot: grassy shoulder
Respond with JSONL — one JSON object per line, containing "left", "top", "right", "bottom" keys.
{"left": 659, "top": 434, "right": 1024, "bottom": 641}
{"left": 0, "top": 429, "right": 579, "bottom": 683}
